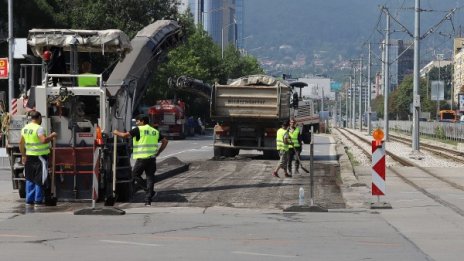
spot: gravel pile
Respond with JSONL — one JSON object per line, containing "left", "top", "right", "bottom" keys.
{"left": 332, "top": 128, "right": 464, "bottom": 168}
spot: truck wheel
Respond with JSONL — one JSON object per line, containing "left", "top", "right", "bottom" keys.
{"left": 223, "top": 148, "right": 239, "bottom": 157}
{"left": 214, "top": 147, "right": 223, "bottom": 157}
{"left": 18, "top": 180, "right": 26, "bottom": 198}
{"left": 263, "top": 150, "right": 279, "bottom": 159}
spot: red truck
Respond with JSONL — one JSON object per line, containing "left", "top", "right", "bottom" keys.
{"left": 148, "top": 100, "right": 186, "bottom": 139}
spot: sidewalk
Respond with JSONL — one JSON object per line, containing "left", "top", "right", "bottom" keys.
{"left": 334, "top": 132, "right": 464, "bottom": 261}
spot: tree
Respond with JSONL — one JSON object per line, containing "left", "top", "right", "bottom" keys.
{"left": 390, "top": 76, "right": 413, "bottom": 120}
{"left": 371, "top": 95, "right": 384, "bottom": 119}
{"left": 147, "top": 16, "right": 263, "bottom": 119}
{"left": 222, "top": 44, "right": 263, "bottom": 82}
{"left": 52, "top": 0, "right": 180, "bottom": 36}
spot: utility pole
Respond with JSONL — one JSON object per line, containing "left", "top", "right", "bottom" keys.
{"left": 352, "top": 67, "right": 356, "bottom": 129}
{"left": 411, "top": 0, "right": 421, "bottom": 155}
{"left": 345, "top": 76, "right": 351, "bottom": 128}
{"left": 339, "top": 91, "right": 342, "bottom": 128}
{"left": 8, "top": 0, "right": 14, "bottom": 111}
{"left": 367, "top": 42, "right": 373, "bottom": 134}
{"left": 383, "top": 8, "right": 390, "bottom": 141}
{"left": 359, "top": 56, "right": 363, "bottom": 131}
{"left": 436, "top": 53, "right": 443, "bottom": 121}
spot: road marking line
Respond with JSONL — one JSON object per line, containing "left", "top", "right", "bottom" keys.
{"left": 159, "top": 146, "right": 211, "bottom": 159}
{"left": 100, "top": 240, "right": 161, "bottom": 247}
{"left": 232, "top": 251, "right": 297, "bottom": 258}
{"left": 0, "top": 234, "right": 35, "bottom": 238}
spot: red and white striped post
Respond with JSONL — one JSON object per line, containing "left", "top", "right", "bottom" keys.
{"left": 370, "top": 128, "right": 391, "bottom": 209}
{"left": 371, "top": 140, "right": 385, "bottom": 197}
{"left": 11, "top": 98, "right": 17, "bottom": 114}
{"left": 92, "top": 145, "right": 100, "bottom": 208}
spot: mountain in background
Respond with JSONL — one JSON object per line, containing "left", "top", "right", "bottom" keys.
{"left": 244, "top": 0, "right": 464, "bottom": 79}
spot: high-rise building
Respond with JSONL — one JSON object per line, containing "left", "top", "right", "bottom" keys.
{"left": 179, "top": 0, "right": 239, "bottom": 49}
{"left": 235, "top": 0, "right": 244, "bottom": 49}
{"left": 380, "top": 39, "right": 414, "bottom": 92}
{"left": 454, "top": 38, "right": 464, "bottom": 104}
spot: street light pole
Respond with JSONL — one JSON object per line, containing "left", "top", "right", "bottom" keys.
{"left": 411, "top": 0, "right": 421, "bottom": 156}
{"left": 367, "top": 42, "right": 373, "bottom": 134}
{"left": 359, "top": 56, "right": 363, "bottom": 131}
{"left": 383, "top": 9, "right": 390, "bottom": 141}
{"left": 8, "top": 0, "right": 14, "bottom": 111}
{"left": 436, "top": 53, "right": 443, "bottom": 121}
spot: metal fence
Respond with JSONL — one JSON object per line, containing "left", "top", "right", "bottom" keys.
{"left": 380, "top": 120, "right": 464, "bottom": 142}
{"left": 333, "top": 119, "right": 464, "bottom": 142}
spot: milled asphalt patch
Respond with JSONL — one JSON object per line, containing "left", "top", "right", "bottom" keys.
{"left": 156, "top": 157, "right": 190, "bottom": 182}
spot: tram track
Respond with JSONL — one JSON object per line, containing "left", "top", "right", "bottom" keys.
{"left": 335, "top": 127, "right": 464, "bottom": 217}
{"left": 389, "top": 134, "right": 464, "bottom": 164}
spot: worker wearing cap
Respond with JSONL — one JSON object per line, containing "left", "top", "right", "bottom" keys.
{"left": 113, "top": 114, "right": 168, "bottom": 206}
{"left": 288, "top": 118, "right": 303, "bottom": 175}
{"left": 19, "top": 111, "right": 57, "bottom": 207}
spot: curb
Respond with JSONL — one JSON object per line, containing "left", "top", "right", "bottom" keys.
{"left": 336, "top": 142, "right": 370, "bottom": 209}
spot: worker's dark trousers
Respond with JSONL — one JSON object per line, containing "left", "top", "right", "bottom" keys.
{"left": 132, "top": 157, "right": 157, "bottom": 201}
{"left": 288, "top": 146, "right": 302, "bottom": 173}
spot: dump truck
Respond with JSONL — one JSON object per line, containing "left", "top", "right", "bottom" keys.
{"left": 288, "top": 81, "right": 319, "bottom": 142}
{"left": 210, "top": 75, "right": 291, "bottom": 158}
{"left": 6, "top": 20, "right": 183, "bottom": 204}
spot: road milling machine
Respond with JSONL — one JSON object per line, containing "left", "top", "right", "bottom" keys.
{"left": 6, "top": 20, "right": 183, "bottom": 205}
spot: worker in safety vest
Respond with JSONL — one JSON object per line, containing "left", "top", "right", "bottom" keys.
{"left": 77, "top": 61, "right": 99, "bottom": 87}
{"left": 288, "top": 118, "right": 303, "bottom": 175}
{"left": 272, "top": 120, "right": 292, "bottom": 178}
{"left": 113, "top": 114, "right": 168, "bottom": 206}
{"left": 19, "top": 111, "right": 57, "bottom": 207}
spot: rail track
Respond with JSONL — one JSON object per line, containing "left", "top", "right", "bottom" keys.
{"left": 389, "top": 134, "right": 464, "bottom": 164}
{"left": 335, "top": 127, "right": 464, "bottom": 217}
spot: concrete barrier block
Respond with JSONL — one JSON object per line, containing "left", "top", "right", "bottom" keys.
{"left": 0, "top": 148, "right": 9, "bottom": 170}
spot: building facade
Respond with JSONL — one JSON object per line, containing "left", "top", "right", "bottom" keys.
{"left": 380, "top": 39, "right": 414, "bottom": 92}
{"left": 179, "top": 0, "right": 239, "bottom": 48}
{"left": 453, "top": 38, "right": 464, "bottom": 104}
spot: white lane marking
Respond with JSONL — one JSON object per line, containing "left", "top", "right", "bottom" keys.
{"left": 100, "top": 240, "right": 161, "bottom": 247}
{"left": 158, "top": 146, "right": 211, "bottom": 159}
{"left": 232, "top": 251, "right": 297, "bottom": 258}
{"left": 0, "top": 234, "right": 35, "bottom": 238}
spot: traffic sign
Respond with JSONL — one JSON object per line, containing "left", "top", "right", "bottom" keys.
{"left": 0, "top": 58, "right": 8, "bottom": 79}
{"left": 371, "top": 140, "right": 386, "bottom": 196}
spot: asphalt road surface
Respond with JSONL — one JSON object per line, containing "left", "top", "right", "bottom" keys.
{"left": 0, "top": 134, "right": 436, "bottom": 260}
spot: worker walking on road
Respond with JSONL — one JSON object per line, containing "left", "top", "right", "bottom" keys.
{"left": 113, "top": 114, "right": 168, "bottom": 206}
{"left": 288, "top": 118, "right": 303, "bottom": 175}
{"left": 19, "top": 111, "right": 57, "bottom": 207}
{"left": 272, "top": 120, "right": 292, "bottom": 178}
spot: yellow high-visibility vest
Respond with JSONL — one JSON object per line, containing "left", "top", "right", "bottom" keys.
{"left": 132, "top": 125, "right": 159, "bottom": 159}
{"left": 276, "top": 128, "right": 289, "bottom": 151}
{"left": 289, "top": 127, "right": 301, "bottom": 148}
{"left": 78, "top": 74, "right": 99, "bottom": 87}
{"left": 22, "top": 123, "right": 49, "bottom": 156}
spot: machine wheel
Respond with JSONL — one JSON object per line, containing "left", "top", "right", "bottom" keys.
{"left": 302, "top": 125, "right": 312, "bottom": 144}
{"left": 18, "top": 180, "right": 26, "bottom": 198}
{"left": 213, "top": 146, "right": 223, "bottom": 157}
